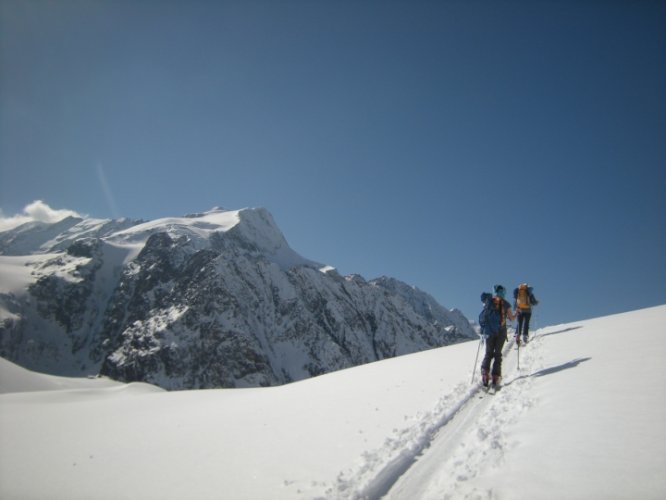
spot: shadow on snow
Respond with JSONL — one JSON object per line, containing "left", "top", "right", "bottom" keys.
{"left": 539, "top": 325, "right": 584, "bottom": 338}
{"left": 505, "top": 357, "right": 592, "bottom": 387}
{"left": 532, "top": 357, "right": 591, "bottom": 377}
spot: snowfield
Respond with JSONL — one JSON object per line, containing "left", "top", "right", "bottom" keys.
{"left": 1, "top": 305, "right": 664, "bottom": 499}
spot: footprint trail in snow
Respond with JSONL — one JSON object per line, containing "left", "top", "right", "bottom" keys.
{"left": 328, "top": 330, "right": 547, "bottom": 500}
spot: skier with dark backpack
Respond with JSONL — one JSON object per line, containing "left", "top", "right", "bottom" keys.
{"left": 513, "top": 283, "right": 539, "bottom": 345}
{"left": 479, "top": 285, "right": 516, "bottom": 389}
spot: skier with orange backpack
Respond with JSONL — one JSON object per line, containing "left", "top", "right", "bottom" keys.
{"left": 513, "top": 283, "right": 539, "bottom": 345}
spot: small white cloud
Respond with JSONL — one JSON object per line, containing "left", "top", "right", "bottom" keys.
{"left": 0, "top": 200, "right": 83, "bottom": 232}
{"left": 23, "top": 200, "right": 81, "bottom": 223}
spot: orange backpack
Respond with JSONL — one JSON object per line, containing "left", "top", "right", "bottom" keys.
{"left": 516, "top": 284, "right": 531, "bottom": 310}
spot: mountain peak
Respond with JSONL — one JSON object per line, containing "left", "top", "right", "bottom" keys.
{"left": 0, "top": 205, "right": 475, "bottom": 389}
{"left": 232, "top": 207, "right": 322, "bottom": 270}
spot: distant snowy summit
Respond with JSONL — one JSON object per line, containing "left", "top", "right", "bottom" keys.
{"left": 0, "top": 207, "right": 476, "bottom": 389}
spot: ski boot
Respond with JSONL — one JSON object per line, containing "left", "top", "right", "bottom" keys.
{"left": 491, "top": 374, "right": 502, "bottom": 390}
{"left": 481, "top": 369, "right": 490, "bottom": 388}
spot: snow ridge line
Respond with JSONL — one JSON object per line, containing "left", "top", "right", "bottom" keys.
{"left": 328, "top": 338, "right": 518, "bottom": 500}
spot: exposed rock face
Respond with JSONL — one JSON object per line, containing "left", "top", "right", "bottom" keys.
{"left": 0, "top": 208, "right": 476, "bottom": 389}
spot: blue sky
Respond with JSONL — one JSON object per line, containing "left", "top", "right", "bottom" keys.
{"left": 1, "top": 0, "right": 665, "bottom": 327}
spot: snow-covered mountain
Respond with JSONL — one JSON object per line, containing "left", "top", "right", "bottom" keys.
{"left": 1, "top": 306, "right": 664, "bottom": 499}
{"left": 0, "top": 207, "right": 475, "bottom": 389}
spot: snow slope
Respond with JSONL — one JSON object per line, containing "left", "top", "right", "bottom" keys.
{"left": 1, "top": 305, "right": 664, "bottom": 499}
{"left": 105, "top": 207, "right": 322, "bottom": 270}
{"left": 0, "top": 356, "right": 156, "bottom": 394}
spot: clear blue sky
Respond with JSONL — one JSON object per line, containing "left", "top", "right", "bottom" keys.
{"left": 1, "top": 0, "right": 665, "bottom": 327}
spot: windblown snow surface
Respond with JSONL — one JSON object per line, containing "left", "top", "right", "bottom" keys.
{"left": 1, "top": 305, "right": 664, "bottom": 499}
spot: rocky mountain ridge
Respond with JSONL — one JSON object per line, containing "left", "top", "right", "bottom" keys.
{"left": 0, "top": 207, "right": 476, "bottom": 389}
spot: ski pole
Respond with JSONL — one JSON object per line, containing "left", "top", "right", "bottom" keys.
{"left": 516, "top": 330, "right": 520, "bottom": 371}
{"left": 471, "top": 336, "right": 483, "bottom": 385}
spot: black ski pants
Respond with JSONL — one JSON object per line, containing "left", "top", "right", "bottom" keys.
{"left": 481, "top": 327, "right": 506, "bottom": 377}
{"left": 517, "top": 311, "right": 532, "bottom": 339}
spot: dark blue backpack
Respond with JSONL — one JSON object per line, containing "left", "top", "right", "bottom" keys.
{"left": 479, "top": 292, "right": 501, "bottom": 337}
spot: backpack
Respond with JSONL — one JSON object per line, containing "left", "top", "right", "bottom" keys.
{"left": 515, "top": 284, "right": 530, "bottom": 310}
{"left": 479, "top": 292, "right": 502, "bottom": 337}
{"left": 514, "top": 284, "right": 538, "bottom": 310}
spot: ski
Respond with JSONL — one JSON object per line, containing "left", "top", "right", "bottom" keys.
{"left": 481, "top": 386, "right": 499, "bottom": 395}
{"left": 479, "top": 383, "right": 502, "bottom": 395}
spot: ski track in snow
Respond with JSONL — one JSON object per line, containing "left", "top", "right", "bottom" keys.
{"left": 326, "top": 330, "right": 546, "bottom": 500}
